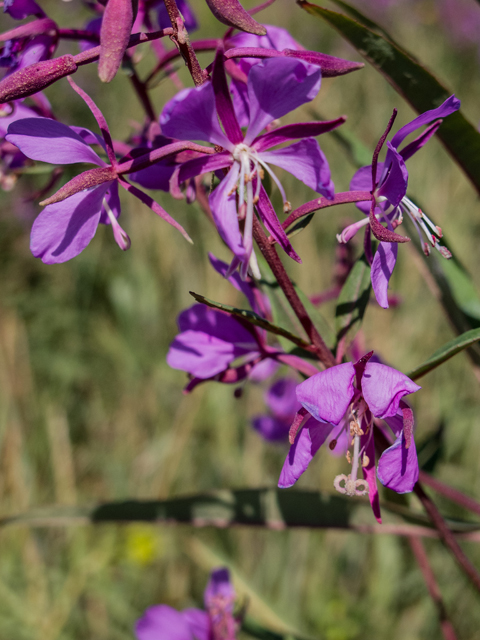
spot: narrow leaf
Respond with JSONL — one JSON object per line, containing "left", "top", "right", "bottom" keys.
{"left": 334, "top": 252, "right": 371, "bottom": 346}
{"left": 300, "top": 2, "right": 480, "bottom": 197}
{"left": 189, "top": 291, "right": 310, "bottom": 348}
{"left": 407, "top": 327, "right": 480, "bottom": 380}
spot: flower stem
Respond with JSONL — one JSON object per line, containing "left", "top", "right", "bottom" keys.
{"left": 282, "top": 190, "right": 371, "bottom": 232}
{"left": 163, "top": 0, "right": 205, "bottom": 86}
{"left": 252, "top": 217, "right": 336, "bottom": 368}
{"left": 408, "top": 537, "right": 458, "bottom": 640}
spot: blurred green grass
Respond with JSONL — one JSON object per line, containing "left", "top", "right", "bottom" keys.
{"left": 0, "top": 0, "right": 480, "bottom": 638}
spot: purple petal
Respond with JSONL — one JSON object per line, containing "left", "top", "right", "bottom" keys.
{"left": 30, "top": 184, "right": 109, "bottom": 264}
{"left": 265, "top": 377, "right": 300, "bottom": 419}
{"left": 377, "top": 431, "right": 419, "bottom": 493}
{"left": 361, "top": 362, "right": 421, "bottom": 419}
{"left": 227, "top": 25, "right": 302, "bottom": 53}
{"left": 255, "top": 186, "right": 301, "bottom": 262}
{"left": 135, "top": 605, "right": 194, "bottom": 640}
{"left": 209, "top": 165, "right": 247, "bottom": 262}
{"left": 177, "top": 152, "right": 233, "bottom": 185}
{"left": 208, "top": 253, "right": 257, "bottom": 310}
{"left": 4, "top": 0, "right": 45, "bottom": 19}
{"left": 390, "top": 95, "right": 461, "bottom": 150}
{"left": 361, "top": 431, "right": 381, "bottom": 523}
{"left": 296, "top": 363, "right": 355, "bottom": 425}
{"left": 252, "top": 415, "right": 290, "bottom": 441}
{"left": 399, "top": 120, "right": 442, "bottom": 162}
{"left": 182, "top": 610, "right": 210, "bottom": 640}
{"left": 204, "top": 568, "right": 235, "bottom": 612}
{"left": 160, "top": 84, "right": 232, "bottom": 150}
{"left": 350, "top": 163, "right": 383, "bottom": 215}
{"left": 167, "top": 305, "right": 258, "bottom": 378}
{"left": 253, "top": 119, "right": 345, "bottom": 153}
{"left": 130, "top": 162, "right": 175, "bottom": 191}
{"left": 260, "top": 138, "right": 334, "bottom": 198}
{"left": 212, "top": 48, "right": 243, "bottom": 145}
{"left": 378, "top": 143, "right": 408, "bottom": 208}
{"left": 230, "top": 78, "right": 250, "bottom": 129}
{"left": 244, "top": 58, "right": 321, "bottom": 145}
{"left": 248, "top": 357, "right": 279, "bottom": 382}
{"left": 6, "top": 118, "right": 103, "bottom": 166}
{"left": 278, "top": 418, "right": 334, "bottom": 488}
{"left": 0, "top": 103, "right": 41, "bottom": 137}
{"left": 370, "top": 241, "right": 398, "bottom": 309}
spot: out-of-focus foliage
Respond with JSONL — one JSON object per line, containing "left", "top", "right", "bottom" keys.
{"left": 0, "top": 1, "right": 480, "bottom": 639}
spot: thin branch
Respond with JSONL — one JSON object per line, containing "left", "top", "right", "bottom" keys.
{"left": 282, "top": 190, "right": 371, "bottom": 231}
{"left": 163, "top": 0, "right": 204, "bottom": 86}
{"left": 409, "top": 536, "right": 458, "bottom": 640}
{"left": 419, "top": 470, "right": 480, "bottom": 518}
{"left": 252, "top": 217, "right": 336, "bottom": 367}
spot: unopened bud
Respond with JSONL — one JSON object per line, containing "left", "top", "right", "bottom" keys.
{"left": 40, "top": 167, "right": 116, "bottom": 206}
{"left": 0, "top": 55, "right": 77, "bottom": 103}
{"left": 204, "top": 0, "right": 266, "bottom": 35}
{"left": 99, "top": 0, "right": 135, "bottom": 83}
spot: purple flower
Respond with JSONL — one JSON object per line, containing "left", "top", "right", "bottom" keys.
{"left": 135, "top": 567, "right": 236, "bottom": 640}
{"left": 339, "top": 95, "right": 460, "bottom": 308}
{"left": 3, "top": 0, "right": 45, "bottom": 20}
{"left": 156, "top": 0, "right": 198, "bottom": 31}
{"left": 279, "top": 352, "right": 421, "bottom": 522}
{"left": 167, "top": 254, "right": 281, "bottom": 391}
{"left": 6, "top": 78, "right": 194, "bottom": 263}
{"left": 161, "top": 49, "right": 344, "bottom": 278}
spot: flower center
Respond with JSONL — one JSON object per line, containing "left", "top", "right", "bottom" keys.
{"left": 333, "top": 400, "right": 372, "bottom": 498}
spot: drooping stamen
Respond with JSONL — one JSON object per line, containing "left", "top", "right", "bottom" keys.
{"left": 400, "top": 196, "right": 451, "bottom": 258}
{"left": 103, "top": 197, "right": 131, "bottom": 251}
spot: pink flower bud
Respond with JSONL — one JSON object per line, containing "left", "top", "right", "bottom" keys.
{"left": 204, "top": 0, "right": 266, "bottom": 35}
{"left": 98, "top": 0, "right": 136, "bottom": 83}
{"left": 0, "top": 55, "right": 77, "bottom": 103}
{"left": 40, "top": 167, "right": 117, "bottom": 206}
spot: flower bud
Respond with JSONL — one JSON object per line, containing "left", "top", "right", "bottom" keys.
{"left": 98, "top": 0, "right": 136, "bottom": 83}
{"left": 204, "top": 0, "right": 266, "bottom": 35}
{"left": 0, "top": 55, "right": 77, "bottom": 103}
{"left": 40, "top": 167, "right": 116, "bottom": 206}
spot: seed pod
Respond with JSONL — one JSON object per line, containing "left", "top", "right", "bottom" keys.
{"left": 0, "top": 55, "right": 77, "bottom": 103}
{"left": 204, "top": 0, "right": 266, "bottom": 35}
{"left": 98, "top": 0, "right": 137, "bottom": 83}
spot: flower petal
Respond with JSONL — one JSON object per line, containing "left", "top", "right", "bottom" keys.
{"left": 30, "top": 184, "right": 109, "bottom": 264}
{"left": 255, "top": 186, "right": 301, "bottom": 262}
{"left": 6, "top": 118, "right": 104, "bottom": 165}
{"left": 361, "top": 362, "right": 421, "bottom": 419}
{"left": 350, "top": 164, "right": 384, "bottom": 215}
{"left": 253, "top": 119, "right": 345, "bottom": 153}
{"left": 209, "top": 164, "right": 247, "bottom": 263}
{"left": 278, "top": 418, "right": 334, "bottom": 488}
{"left": 0, "top": 103, "right": 41, "bottom": 137}
{"left": 204, "top": 567, "right": 235, "bottom": 612}
{"left": 135, "top": 605, "right": 194, "bottom": 640}
{"left": 265, "top": 377, "right": 300, "bottom": 419}
{"left": 378, "top": 142, "right": 408, "bottom": 208}
{"left": 160, "top": 83, "right": 232, "bottom": 150}
{"left": 296, "top": 362, "right": 355, "bottom": 425}
{"left": 370, "top": 241, "right": 398, "bottom": 309}
{"left": 260, "top": 138, "right": 334, "bottom": 198}
{"left": 377, "top": 431, "right": 419, "bottom": 493}
{"left": 252, "top": 415, "right": 290, "bottom": 441}
{"left": 182, "top": 610, "right": 210, "bottom": 640}
{"left": 167, "top": 305, "right": 258, "bottom": 378}
{"left": 390, "top": 95, "right": 461, "bottom": 150}
{"left": 244, "top": 58, "right": 321, "bottom": 145}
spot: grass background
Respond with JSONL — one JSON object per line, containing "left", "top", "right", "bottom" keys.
{"left": 0, "top": 0, "right": 480, "bottom": 638}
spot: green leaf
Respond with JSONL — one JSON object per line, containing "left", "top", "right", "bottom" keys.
{"left": 334, "top": 252, "right": 371, "bottom": 347}
{"left": 295, "top": 285, "right": 336, "bottom": 349}
{"left": 189, "top": 291, "right": 310, "bottom": 349}
{"left": 2, "top": 489, "right": 478, "bottom": 533}
{"left": 300, "top": 1, "right": 480, "bottom": 197}
{"left": 407, "top": 327, "right": 480, "bottom": 380}
{"left": 242, "top": 617, "right": 313, "bottom": 640}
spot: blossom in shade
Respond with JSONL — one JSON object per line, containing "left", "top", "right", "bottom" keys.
{"left": 252, "top": 378, "right": 299, "bottom": 442}
{"left": 338, "top": 95, "right": 460, "bottom": 308}
{"left": 6, "top": 77, "right": 195, "bottom": 263}
{"left": 161, "top": 48, "right": 344, "bottom": 278}
{"left": 135, "top": 567, "right": 237, "bottom": 640}
{"left": 3, "top": 0, "right": 45, "bottom": 20}
{"left": 278, "top": 352, "right": 421, "bottom": 522}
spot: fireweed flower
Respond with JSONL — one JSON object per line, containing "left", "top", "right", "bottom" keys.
{"left": 135, "top": 567, "right": 237, "bottom": 640}
{"left": 161, "top": 49, "right": 344, "bottom": 278}
{"left": 338, "top": 95, "right": 460, "bottom": 308}
{"left": 167, "top": 253, "right": 280, "bottom": 391}
{"left": 279, "top": 352, "right": 421, "bottom": 522}
{"left": 6, "top": 78, "right": 197, "bottom": 263}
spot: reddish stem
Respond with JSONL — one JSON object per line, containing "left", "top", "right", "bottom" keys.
{"left": 163, "top": 0, "right": 204, "bottom": 86}
{"left": 409, "top": 537, "right": 458, "bottom": 640}
{"left": 282, "top": 191, "right": 371, "bottom": 232}
{"left": 146, "top": 39, "right": 219, "bottom": 85}
{"left": 418, "top": 470, "right": 480, "bottom": 518}
{"left": 252, "top": 217, "right": 336, "bottom": 368}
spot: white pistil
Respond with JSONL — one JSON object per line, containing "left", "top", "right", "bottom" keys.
{"left": 400, "top": 196, "right": 451, "bottom": 258}
{"left": 103, "top": 197, "right": 131, "bottom": 251}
